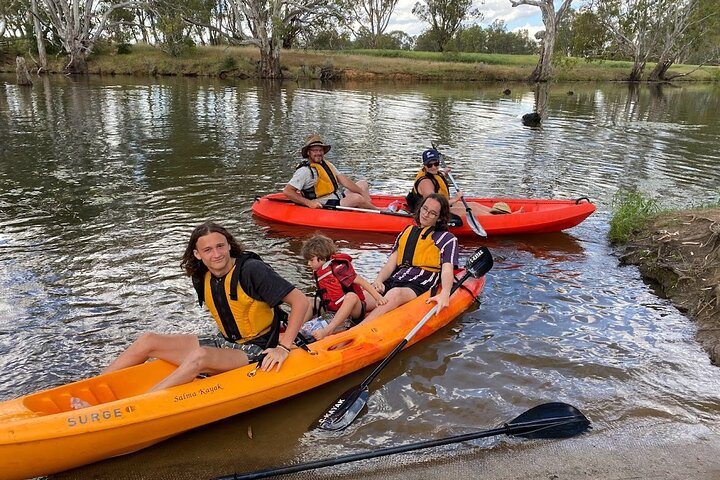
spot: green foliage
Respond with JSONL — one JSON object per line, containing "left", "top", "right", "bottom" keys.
{"left": 301, "top": 26, "right": 352, "bottom": 50}
{"left": 556, "top": 9, "right": 610, "bottom": 59}
{"left": 221, "top": 55, "right": 237, "bottom": 70}
{"left": 415, "top": 30, "right": 442, "bottom": 52}
{"left": 609, "top": 190, "right": 662, "bottom": 244}
{"left": 553, "top": 54, "right": 579, "bottom": 69}
{"left": 419, "top": 19, "right": 535, "bottom": 54}
{"left": 1, "top": 38, "right": 33, "bottom": 56}
{"left": 117, "top": 43, "right": 133, "bottom": 55}
{"left": 413, "top": 0, "right": 481, "bottom": 51}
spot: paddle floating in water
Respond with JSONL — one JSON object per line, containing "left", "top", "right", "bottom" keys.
{"left": 213, "top": 402, "right": 591, "bottom": 480}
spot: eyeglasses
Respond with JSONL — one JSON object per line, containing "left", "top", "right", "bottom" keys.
{"left": 425, "top": 161, "right": 440, "bottom": 168}
{"left": 421, "top": 205, "right": 439, "bottom": 218}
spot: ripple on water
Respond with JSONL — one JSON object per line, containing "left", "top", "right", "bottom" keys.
{"left": 1, "top": 78, "right": 719, "bottom": 475}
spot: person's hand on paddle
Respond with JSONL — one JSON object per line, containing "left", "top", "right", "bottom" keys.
{"left": 260, "top": 345, "right": 290, "bottom": 372}
{"left": 450, "top": 191, "right": 463, "bottom": 206}
{"left": 427, "top": 290, "right": 451, "bottom": 312}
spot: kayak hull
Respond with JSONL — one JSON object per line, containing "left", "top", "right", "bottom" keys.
{"left": 0, "top": 272, "right": 484, "bottom": 479}
{"left": 251, "top": 194, "right": 596, "bottom": 236}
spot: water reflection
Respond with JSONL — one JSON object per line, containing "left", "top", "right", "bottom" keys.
{"left": 1, "top": 75, "right": 719, "bottom": 478}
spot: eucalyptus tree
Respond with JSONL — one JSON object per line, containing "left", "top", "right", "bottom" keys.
{"left": 337, "top": 0, "right": 399, "bottom": 48}
{"left": 182, "top": 0, "right": 333, "bottom": 78}
{"left": 412, "top": 0, "right": 481, "bottom": 52}
{"left": 589, "top": 0, "right": 707, "bottom": 82}
{"left": 646, "top": 0, "right": 718, "bottom": 81}
{"left": 509, "top": 0, "right": 572, "bottom": 82}
{"left": 36, "top": 0, "right": 138, "bottom": 73}
{"left": 30, "top": 0, "right": 48, "bottom": 71}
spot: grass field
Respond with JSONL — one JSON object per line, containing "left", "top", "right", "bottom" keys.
{"left": 2, "top": 43, "right": 719, "bottom": 82}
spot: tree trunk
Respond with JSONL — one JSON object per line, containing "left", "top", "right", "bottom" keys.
{"left": 30, "top": 0, "right": 48, "bottom": 72}
{"left": 66, "top": 51, "right": 88, "bottom": 74}
{"left": 258, "top": 40, "right": 282, "bottom": 79}
{"left": 529, "top": 38, "right": 553, "bottom": 82}
{"left": 648, "top": 59, "right": 673, "bottom": 82}
{"left": 529, "top": 30, "right": 554, "bottom": 83}
{"left": 628, "top": 60, "right": 645, "bottom": 82}
{"left": 16, "top": 57, "right": 34, "bottom": 86}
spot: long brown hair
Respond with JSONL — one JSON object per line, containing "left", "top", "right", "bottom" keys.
{"left": 413, "top": 193, "right": 450, "bottom": 230}
{"left": 180, "top": 222, "right": 244, "bottom": 278}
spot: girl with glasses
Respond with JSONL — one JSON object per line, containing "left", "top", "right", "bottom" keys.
{"left": 364, "top": 194, "right": 459, "bottom": 323}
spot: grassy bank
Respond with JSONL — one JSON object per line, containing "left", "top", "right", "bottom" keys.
{"left": 3, "top": 43, "right": 720, "bottom": 82}
{"left": 609, "top": 189, "right": 720, "bottom": 244}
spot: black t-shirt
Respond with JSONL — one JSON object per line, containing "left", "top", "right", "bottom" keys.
{"left": 234, "top": 258, "right": 295, "bottom": 307}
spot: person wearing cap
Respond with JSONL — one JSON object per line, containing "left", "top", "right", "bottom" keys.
{"left": 283, "top": 134, "right": 380, "bottom": 210}
{"left": 98, "top": 222, "right": 307, "bottom": 395}
{"left": 405, "top": 148, "right": 495, "bottom": 217}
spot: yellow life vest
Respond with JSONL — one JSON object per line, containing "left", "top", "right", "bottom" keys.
{"left": 202, "top": 255, "right": 275, "bottom": 343}
{"left": 396, "top": 226, "right": 441, "bottom": 273}
{"left": 297, "top": 160, "right": 340, "bottom": 199}
{"left": 406, "top": 170, "right": 450, "bottom": 211}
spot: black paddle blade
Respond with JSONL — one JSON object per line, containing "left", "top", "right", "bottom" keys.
{"left": 465, "top": 246, "right": 494, "bottom": 278}
{"left": 310, "top": 386, "right": 369, "bottom": 431}
{"left": 506, "top": 402, "right": 591, "bottom": 439}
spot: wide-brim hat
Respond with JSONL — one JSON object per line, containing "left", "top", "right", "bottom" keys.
{"left": 489, "top": 202, "right": 512, "bottom": 214}
{"left": 301, "top": 134, "right": 331, "bottom": 158}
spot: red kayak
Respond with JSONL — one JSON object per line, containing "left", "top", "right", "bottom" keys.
{"left": 252, "top": 194, "right": 595, "bottom": 237}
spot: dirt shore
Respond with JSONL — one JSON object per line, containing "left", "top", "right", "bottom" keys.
{"left": 619, "top": 208, "right": 720, "bottom": 365}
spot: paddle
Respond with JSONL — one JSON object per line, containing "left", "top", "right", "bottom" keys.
{"left": 309, "top": 246, "right": 494, "bottom": 432}
{"left": 431, "top": 144, "right": 487, "bottom": 237}
{"left": 322, "top": 203, "right": 410, "bottom": 217}
{"left": 213, "top": 402, "right": 590, "bottom": 480}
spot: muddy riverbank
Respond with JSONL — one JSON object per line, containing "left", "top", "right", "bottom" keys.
{"left": 619, "top": 208, "right": 720, "bottom": 365}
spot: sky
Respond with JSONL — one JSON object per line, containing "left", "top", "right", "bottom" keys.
{"left": 386, "top": 0, "right": 548, "bottom": 39}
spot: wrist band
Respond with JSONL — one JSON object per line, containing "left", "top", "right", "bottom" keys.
{"left": 277, "top": 344, "right": 291, "bottom": 353}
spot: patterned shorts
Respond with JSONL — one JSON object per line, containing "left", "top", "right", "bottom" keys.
{"left": 201, "top": 334, "right": 265, "bottom": 363}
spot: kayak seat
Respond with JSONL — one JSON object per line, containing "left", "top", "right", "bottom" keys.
{"left": 92, "top": 383, "right": 118, "bottom": 403}
{"left": 23, "top": 395, "right": 62, "bottom": 415}
{"left": 23, "top": 383, "right": 118, "bottom": 414}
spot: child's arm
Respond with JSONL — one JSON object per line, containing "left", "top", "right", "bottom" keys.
{"left": 354, "top": 276, "right": 388, "bottom": 305}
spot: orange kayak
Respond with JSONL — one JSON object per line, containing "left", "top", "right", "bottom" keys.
{"left": 252, "top": 194, "right": 595, "bottom": 236}
{"left": 0, "top": 271, "right": 484, "bottom": 479}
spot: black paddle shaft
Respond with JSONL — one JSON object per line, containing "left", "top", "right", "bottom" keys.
{"left": 358, "top": 270, "right": 472, "bottom": 391}
{"left": 214, "top": 402, "right": 590, "bottom": 480}
{"left": 311, "top": 247, "right": 493, "bottom": 431}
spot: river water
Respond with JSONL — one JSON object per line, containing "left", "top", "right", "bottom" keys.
{"left": 1, "top": 75, "right": 719, "bottom": 479}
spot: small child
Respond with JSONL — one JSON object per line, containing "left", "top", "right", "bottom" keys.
{"left": 301, "top": 234, "right": 387, "bottom": 341}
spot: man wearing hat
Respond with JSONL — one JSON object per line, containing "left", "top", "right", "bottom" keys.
{"left": 283, "top": 134, "right": 380, "bottom": 210}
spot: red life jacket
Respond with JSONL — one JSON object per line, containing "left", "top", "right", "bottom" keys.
{"left": 313, "top": 253, "right": 365, "bottom": 313}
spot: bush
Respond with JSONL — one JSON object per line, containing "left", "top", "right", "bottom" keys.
{"left": 221, "top": 55, "right": 237, "bottom": 70}
{"left": 117, "top": 43, "right": 132, "bottom": 55}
